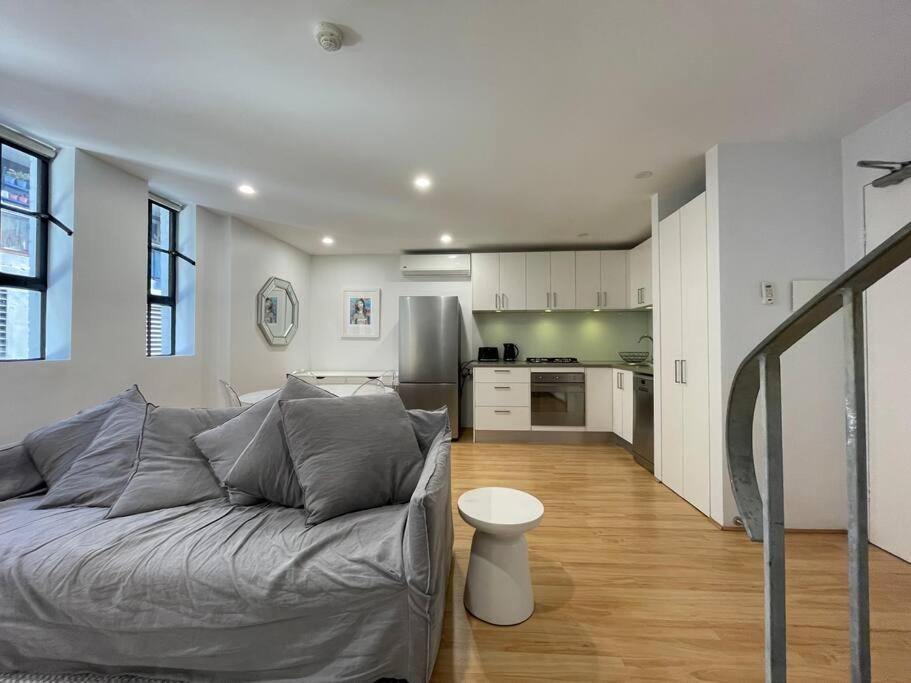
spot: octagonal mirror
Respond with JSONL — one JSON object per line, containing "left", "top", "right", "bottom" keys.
{"left": 257, "top": 277, "right": 299, "bottom": 346}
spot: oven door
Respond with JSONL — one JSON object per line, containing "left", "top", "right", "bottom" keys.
{"left": 530, "top": 381, "right": 586, "bottom": 427}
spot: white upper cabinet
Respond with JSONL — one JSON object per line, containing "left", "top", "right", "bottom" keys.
{"left": 525, "top": 252, "right": 575, "bottom": 310}
{"left": 498, "top": 252, "right": 526, "bottom": 311}
{"left": 575, "top": 251, "right": 601, "bottom": 309}
{"left": 525, "top": 252, "right": 550, "bottom": 310}
{"left": 471, "top": 253, "right": 500, "bottom": 311}
{"left": 471, "top": 252, "right": 526, "bottom": 312}
{"left": 475, "top": 249, "right": 635, "bottom": 312}
{"left": 549, "top": 251, "right": 576, "bottom": 310}
{"left": 600, "top": 251, "right": 628, "bottom": 309}
{"left": 577, "top": 251, "right": 628, "bottom": 310}
{"left": 628, "top": 238, "right": 652, "bottom": 308}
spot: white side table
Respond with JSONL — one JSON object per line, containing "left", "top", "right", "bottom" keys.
{"left": 458, "top": 487, "right": 544, "bottom": 625}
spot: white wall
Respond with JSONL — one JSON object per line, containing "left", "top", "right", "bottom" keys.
{"left": 308, "top": 255, "right": 475, "bottom": 424}
{"left": 0, "top": 152, "right": 313, "bottom": 445}
{"left": 0, "top": 151, "right": 208, "bottom": 444}
{"left": 226, "top": 217, "right": 311, "bottom": 395}
{"left": 842, "top": 98, "right": 911, "bottom": 266}
{"left": 707, "top": 142, "right": 847, "bottom": 528}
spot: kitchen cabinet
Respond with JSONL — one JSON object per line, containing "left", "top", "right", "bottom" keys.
{"left": 584, "top": 367, "right": 613, "bottom": 432}
{"left": 525, "top": 252, "right": 575, "bottom": 310}
{"left": 658, "top": 193, "right": 710, "bottom": 515}
{"left": 628, "top": 238, "right": 652, "bottom": 308}
{"left": 575, "top": 251, "right": 628, "bottom": 309}
{"left": 471, "top": 252, "right": 526, "bottom": 311}
{"left": 600, "top": 251, "right": 628, "bottom": 309}
{"left": 575, "top": 251, "right": 601, "bottom": 310}
{"left": 549, "top": 252, "right": 575, "bottom": 310}
{"left": 472, "top": 366, "right": 531, "bottom": 436}
{"left": 611, "top": 368, "right": 634, "bottom": 443}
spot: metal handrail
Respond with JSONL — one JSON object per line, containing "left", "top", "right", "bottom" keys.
{"left": 726, "top": 218, "right": 911, "bottom": 683}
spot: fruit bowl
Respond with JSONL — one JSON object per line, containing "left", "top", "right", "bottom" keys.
{"left": 618, "top": 351, "right": 650, "bottom": 365}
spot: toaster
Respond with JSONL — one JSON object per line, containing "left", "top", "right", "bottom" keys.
{"left": 478, "top": 346, "right": 500, "bottom": 362}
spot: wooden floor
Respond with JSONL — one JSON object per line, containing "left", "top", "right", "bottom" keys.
{"left": 431, "top": 438, "right": 911, "bottom": 681}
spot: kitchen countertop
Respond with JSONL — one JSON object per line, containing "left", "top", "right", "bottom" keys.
{"left": 470, "top": 360, "right": 653, "bottom": 376}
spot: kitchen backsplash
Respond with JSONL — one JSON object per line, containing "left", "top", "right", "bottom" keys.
{"left": 474, "top": 310, "right": 652, "bottom": 361}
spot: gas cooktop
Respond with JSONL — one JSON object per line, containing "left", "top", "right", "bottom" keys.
{"left": 526, "top": 357, "right": 579, "bottom": 364}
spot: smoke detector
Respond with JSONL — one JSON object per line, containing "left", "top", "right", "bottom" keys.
{"left": 315, "top": 22, "right": 343, "bottom": 52}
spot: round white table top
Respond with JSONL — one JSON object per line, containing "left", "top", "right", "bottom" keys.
{"left": 238, "top": 389, "right": 279, "bottom": 405}
{"left": 457, "top": 487, "right": 544, "bottom": 532}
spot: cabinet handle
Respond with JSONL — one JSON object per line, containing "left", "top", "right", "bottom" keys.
{"left": 596, "top": 291, "right": 601, "bottom": 308}
{"left": 554, "top": 292, "right": 558, "bottom": 308}
{"left": 494, "top": 369, "right": 510, "bottom": 373}
{"left": 495, "top": 293, "right": 500, "bottom": 309}
{"left": 603, "top": 291, "right": 607, "bottom": 307}
{"left": 674, "top": 360, "right": 680, "bottom": 383}
{"left": 546, "top": 291, "right": 551, "bottom": 308}
{"left": 681, "top": 359, "right": 687, "bottom": 384}
{"left": 494, "top": 385, "right": 511, "bottom": 390}
{"left": 494, "top": 409, "right": 512, "bottom": 414}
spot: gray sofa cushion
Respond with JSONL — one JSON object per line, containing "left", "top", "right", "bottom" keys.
{"left": 107, "top": 405, "right": 245, "bottom": 518}
{"left": 223, "top": 377, "right": 335, "bottom": 507}
{"left": 0, "top": 443, "right": 45, "bottom": 501}
{"left": 406, "top": 407, "right": 450, "bottom": 455}
{"left": 37, "top": 398, "right": 147, "bottom": 509}
{"left": 280, "top": 393, "right": 424, "bottom": 526}
{"left": 23, "top": 385, "right": 146, "bottom": 487}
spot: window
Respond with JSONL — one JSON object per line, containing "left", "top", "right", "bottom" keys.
{"left": 0, "top": 141, "right": 49, "bottom": 361}
{"left": 147, "top": 198, "right": 194, "bottom": 356}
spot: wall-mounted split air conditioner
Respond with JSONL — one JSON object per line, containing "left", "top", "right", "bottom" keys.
{"left": 400, "top": 253, "right": 471, "bottom": 278}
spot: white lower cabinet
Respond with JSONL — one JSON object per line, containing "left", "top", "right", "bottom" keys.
{"left": 611, "top": 369, "right": 634, "bottom": 443}
{"left": 584, "top": 367, "right": 613, "bottom": 431}
{"left": 473, "top": 367, "right": 531, "bottom": 432}
{"left": 474, "top": 406, "right": 532, "bottom": 431}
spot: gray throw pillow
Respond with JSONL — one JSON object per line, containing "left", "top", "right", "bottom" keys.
{"left": 24, "top": 385, "right": 146, "bottom": 487}
{"left": 0, "top": 443, "right": 45, "bottom": 501}
{"left": 107, "top": 405, "right": 245, "bottom": 518}
{"left": 193, "top": 389, "right": 279, "bottom": 485}
{"left": 38, "top": 398, "right": 147, "bottom": 509}
{"left": 280, "top": 393, "right": 424, "bottom": 526}
{"left": 406, "top": 407, "right": 450, "bottom": 455}
{"left": 223, "top": 377, "right": 335, "bottom": 506}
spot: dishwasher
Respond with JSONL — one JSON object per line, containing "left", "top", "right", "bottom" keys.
{"left": 632, "top": 374, "right": 654, "bottom": 473}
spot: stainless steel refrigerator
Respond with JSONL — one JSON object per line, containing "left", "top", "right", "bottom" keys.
{"left": 398, "top": 295, "right": 461, "bottom": 439}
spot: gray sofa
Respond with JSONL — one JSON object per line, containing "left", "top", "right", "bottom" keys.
{"left": 0, "top": 427, "right": 453, "bottom": 682}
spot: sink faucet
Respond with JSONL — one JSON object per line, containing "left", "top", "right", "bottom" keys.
{"left": 638, "top": 335, "right": 653, "bottom": 345}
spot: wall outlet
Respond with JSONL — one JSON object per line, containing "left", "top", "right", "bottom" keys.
{"left": 760, "top": 281, "right": 775, "bottom": 305}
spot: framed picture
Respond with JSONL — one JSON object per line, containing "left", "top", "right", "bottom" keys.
{"left": 342, "top": 289, "right": 381, "bottom": 338}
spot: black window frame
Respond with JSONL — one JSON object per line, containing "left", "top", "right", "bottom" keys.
{"left": 146, "top": 199, "right": 178, "bottom": 357}
{"left": 0, "top": 138, "right": 50, "bottom": 362}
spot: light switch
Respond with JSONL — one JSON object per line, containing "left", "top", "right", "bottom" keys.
{"left": 760, "top": 281, "right": 775, "bottom": 305}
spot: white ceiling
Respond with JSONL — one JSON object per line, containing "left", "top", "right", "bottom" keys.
{"left": 2, "top": 1, "right": 911, "bottom": 254}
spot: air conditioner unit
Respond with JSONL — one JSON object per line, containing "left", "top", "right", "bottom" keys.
{"left": 400, "top": 253, "right": 471, "bottom": 278}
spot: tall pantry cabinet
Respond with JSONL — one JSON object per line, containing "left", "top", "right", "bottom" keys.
{"left": 658, "top": 193, "right": 711, "bottom": 516}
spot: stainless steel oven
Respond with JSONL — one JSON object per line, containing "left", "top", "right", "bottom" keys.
{"left": 530, "top": 372, "right": 585, "bottom": 427}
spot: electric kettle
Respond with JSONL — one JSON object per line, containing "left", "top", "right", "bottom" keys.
{"left": 503, "top": 343, "right": 520, "bottom": 362}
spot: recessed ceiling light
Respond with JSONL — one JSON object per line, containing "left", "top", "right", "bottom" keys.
{"left": 440, "top": 233, "right": 453, "bottom": 244}
{"left": 413, "top": 174, "right": 433, "bottom": 192}
{"left": 634, "top": 171, "right": 653, "bottom": 180}
{"left": 237, "top": 184, "right": 256, "bottom": 195}
{"left": 321, "top": 236, "right": 335, "bottom": 245}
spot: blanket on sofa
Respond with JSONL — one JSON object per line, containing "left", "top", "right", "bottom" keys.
{"left": 0, "top": 426, "right": 452, "bottom": 682}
